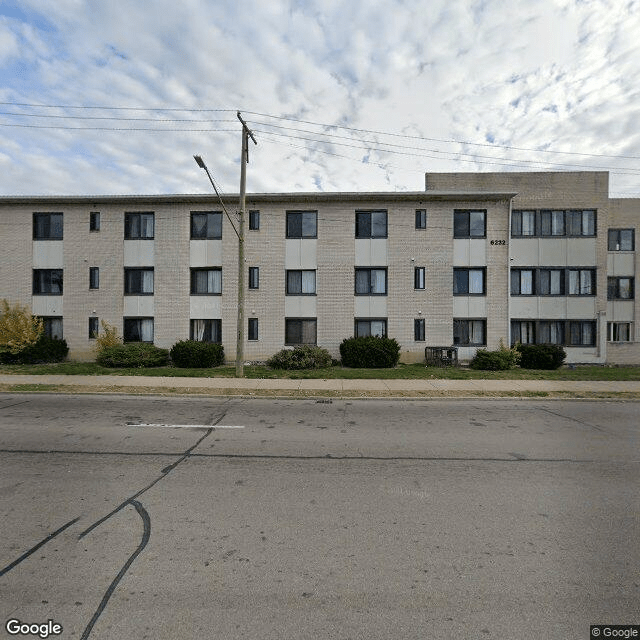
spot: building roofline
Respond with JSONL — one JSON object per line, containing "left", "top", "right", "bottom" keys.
{"left": 0, "top": 191, "right": 517, "bottom": 206}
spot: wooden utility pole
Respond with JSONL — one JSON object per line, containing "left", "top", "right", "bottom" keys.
{"left": 236, "top": 112, "right": 257, "bottom": 377}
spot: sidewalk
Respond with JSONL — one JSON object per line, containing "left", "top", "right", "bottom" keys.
{"left": 1, "top": 373, "right": 640, "bottom": 398}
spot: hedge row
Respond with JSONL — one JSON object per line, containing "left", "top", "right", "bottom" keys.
{"left": 0, "top": 336, "right": 69, "bottom": 364}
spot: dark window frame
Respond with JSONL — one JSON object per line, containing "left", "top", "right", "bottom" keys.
{"left": 453, "top": 267, "right": 486, "bottom": 296}
{"left": 248, "top": 317, "right": 259, "bottom": 341}
{"left": 248, "top": 267, "right": 259, "bottom": 290}
{"left": 511, "top": 209, "right": 597, "bottom": 238}
{"left": 414, "top": 318, "right": 425, "bottom": 341}
{"left": 607, "top": 321, "right": 632, "bottom": 342}
{"left": 354, "top": 318, "right": 388, "bottom": 338}
{"left": 190, "top": 268, "right": 222, "bottom": 295}
{"left": 453, "top": 318, "right": 486, "bottom": 346}
{"left": 124, "top": 267, "right": 154, "bottom": 295}
{"left": 415, "top": 209, "right": 427, "bottom": 230}
{"left": 286, "top": 269, "right": 316, "bottom": 295}
{"left": 286, "top": 211, "right": 317, "bottom": 239}
{"left": 414, "top": 266, "right": 426, "bottom": 290}
{"left": 454, "top": 210, "right": 486, "bottom": 239}
{"left": 190, "top": 319, "right": 222, "bottom": 343}
{"left": 40, "top": 316, "right": 63, "bottom": 339}
{"left": 608, "top": 228, "right": 634, "bottom": 251}
{"left": 89, "top": 211, "right": 100, "bottom": 232}
{"left": 33, "top": 269, "right": 63, "bottom": 295}
{"left": 190, "top": 211, "right": 223, "bottom": 239}
{"left": 123, "top": 317, "right": 154, "bottom": 343}
{"left": 567, "top": 268, "right": 597, "bottom": 296}
{"left": 89, "top": 267, "right": 99, "bottom": 290}
{"left": 355, "top": 210, "right": 388, "bottom": 239}
{"left": 607, "top": 276, "right": 634, "bottom": 300}
{"left": 33, "top": 212, "right": 63, "bottom": 240}
{"left": 285, "top": 318, "right": 317, "bottom": 345}
{"left": 89, "top": 316, "right": 99, "bottom": 339}
{"left": 354, "top": 267, "right": 388, "bottom": 296}
{"left": 249, "top": 210, "right": 260, "bottom": 231}
{"left": 124, "top": 212, "right": 155, "bottom": 239}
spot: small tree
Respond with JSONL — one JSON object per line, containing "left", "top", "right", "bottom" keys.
{"left": 0, "top": 300, "right": 43, "bottom": 355}
{"left": 94, "top": 320, "right": 122, "bottom": 355}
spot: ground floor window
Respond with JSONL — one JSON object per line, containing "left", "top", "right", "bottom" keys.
{"left": 453, "top": 319, "right": 486, "bottom": 346}
{"left": 511, "top": 320, "right": 535, "bottom": 345}
{"left": 511, "top": 319, "right": 597, "bottom": 346}
{"left": 124, "top": 317, "right": 154, "bottom": 342}
{"left": 607, "top": 322, "right": 631, "bottom": 342}
{"left": 248, "top": 318, "right": 259, "bottom": 341}
{"left": 89, "top": 317, "right": 99, "bottom": 339}
{"left": 285, "top": 318, "right": 317, "bottom": 345}
{"left": 190, "top": 319, "right": 221, "bottom": 343}
{"left": 355, "top": 318, "right": 387, "bottom": 338}
{"left": 41, "top": 317, "right": 63, "bottom": 339}
{"left": 414, "top": 318, "right": 425, "bottom": 341}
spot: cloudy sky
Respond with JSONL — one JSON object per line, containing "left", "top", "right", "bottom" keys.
{"left": 1, "top": 0, "right": 639, "bottom": 197}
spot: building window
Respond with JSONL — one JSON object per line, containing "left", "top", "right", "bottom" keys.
{"left": 41, "top": 317, "right": 63, "bottom": 339}
{"left": 33, "top": 269, "right": 63, "bottom": 295}
{"left": 89, "top": 317, "right": 99, "bottom": 339}
{"left": 414, "top": 318, "right": 425, "bottom": 341}
{"left": 538, "top": 269, "right": 564, "bottom": 295}
{"left": 89, "top": 212, "right": 100, "bottom": 231}
{"left": 454, "top": 210, "right": 486, "bottom": 238}
{"left": 608, "top": 229, "right": 634, "bottom": 251}
{"left": 123, "top": 318, "right": 154, "bottom": 342}
{"left": 248, "top": 267, "right": 259, "bottom": 289}
{"left": 415, "top": 209, "right": 426, "bottom": 229}
{"left": 608, "top": 277, "right": 634, "bottom": 300}
{"left": 286, "top": 270, "right": 316, "bottom": 295}
{"left": 568, "top": 269, "right": 595, "bottom": 296}
{"left": 33, "top": 213, "right": 63, "bottom": 240}
{"left": 191, "top": 211, "right": 222, "bottom": 239}
{"left": 249, "top": 210, "right": 260, "bottom": 230}
{"left": 539, "top": 210, "right": 565, "bottom": 236}
{"left": 608, "top": 322, "right": 631, "bottom": 342}
{"left": 355, "top": 318, "right": 387, "bottom": 338}
{"left": 510, "top": 269, "right": 534, "bottom": 295}
{"left": 125, "top": 268, "right": 154, "bottom": 295}
{"left": 566, "top": 209, "right": 596, "bottom": 237}
{"left": 355, "top": 210, "right": 387, "bottom": 238}
{"left": 414, "top": 267, "right": 426, "bottom": 290}
{"left": 511, "top": 210, "right": 536, "bottom": 237}
{"left": 355, "top": 268, "right": 387, "bottom": 295}
{"left": 511, "top": 320, "right": 535, "bottom": 345}
{"left": 190, "top": 268, "right": 222, "bottom": 295}
{"left": 453, "top": 268, "right": 485, "bottom": 295}
{"left": 190, "top": 319, "right": 222, "bottom": 343}
{"left": 124, "top": 212, "right": 154, "bottom": 239}
{"left": 285, "top": 318, "right": 317, "bottom": 345}
{"left": 569, "top": 321, "right": 596, "bottom": 346}
{"left": 89, "top": 267, "right": 99, "bottom": 290}
{"left": 538, "top": 321, "right": 565, "bottom": 345}
{"left": 286, "top": 211, "right": 317, "bottom": 238}
{"left": 248, "top": 318, "right": 259, "bottom": 341}
{"left": 453, "top": 319, "right": 486, "bottom": 346}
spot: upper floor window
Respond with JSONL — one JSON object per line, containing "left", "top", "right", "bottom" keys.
{"left": 125, "top": 212, "right": 154, "bottom": 239}
{"left": 89, "top": 211, "right": 100, "bottom": 231}
{"left": 191, "top": 211, "right": 222, "bottom": 239}
{"left": 453, "top": 268, "right": 485, "bottom": 295}
{"left": 567, "top": 210, "right": 596, "bottom": 236}
{"left": 356, "top": 210, "right": 387, "bottom": 238}
{"left": 249, "top": 210, "right": 260, "bottom": 231}
{"left": 454, "top": 210, "right": 486, "bottom": 238}
{"left": 248, "top": 267, "right": 259, "bottom": 290}
{"left": 511, "top": 210, "right": 536, "bottom": 237}
{"left": 415, "top": 209, "right": 427, "bottom": 229}
{"left": 538, "top": 269, "right": 564, "bottom": 295}
{"left": 414, "top": 267, "right": 426, "bottom": 290}
{"left": 568, "top": 269, "right": 596, "bottom": 296}
{"left": 33, "top": 269, "right": 63, "bottom": 295}
{"left": 89, "top": 267, "right": 99, "bottom": 290}
{"left": 124, "top": 268, "right": 154, "bottom": 295}
{"left": 355, "top": 268, "right": 387, "bottom": 295}
{"left": 286, "top": 211, "right": 317, "bottom": 238}
{"left": 608, "top": 277, "right": 634, "bottom": 300}
{"left": 286, "top": 270, "right": 316, "bottom": 295}
{"left": 33, "top": 213, "right": 63, "bottom": 240}
{"left": 511, "top": 209, "right": 596, "bottom": 238}
{"left": 608, "top": 229, "right": 634, "bottom": 251}
{"left": 510, "top": 269, "right": 534, "bottom": 295}
{"left": 190, "top": 268, "right": 222, "bottom": 295}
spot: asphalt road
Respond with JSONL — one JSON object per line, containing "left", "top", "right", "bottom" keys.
{"left": 0, "top": 395, "right": 638, "bottom": 640}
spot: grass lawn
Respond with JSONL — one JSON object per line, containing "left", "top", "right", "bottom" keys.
{"left": 2, "top": 361, "right": 640, "bottom": 380}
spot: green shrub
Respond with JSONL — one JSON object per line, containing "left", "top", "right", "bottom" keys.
{"left": 516, "top": 343, "right": 566, "bottom": 370}
{"left": 0, "top": 336, "right": 68, "bottom": 364}
{"left": 96, "top": 343, "right": 169, "bottom": 368}
{"left": 267, "top": 345, "right": 333, "bottom": 370}
{"left": 470, "top": 341, "right": 520, "bottom": 371}
{"left": 339, "top": 336, "right": 401, "bottom": 368}
{"left": 170, "top": 340, "right": 225, "bottom": 368}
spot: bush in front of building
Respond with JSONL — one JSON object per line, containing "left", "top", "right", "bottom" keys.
{"left": 267, "top": 345, "right": 333, "bottom": 370}
{"left": 170, "top": 340, "right": 225, "bottom": 368}
{"left": 470, "top": 341, "right": 520, "bottom": 371}
{"left": 339, "top": 336, "right": 401, "bottom": 368}
{"left": 0, "top": 335, "right": 69, "bottom": 364}
{"left": 0, "top": 299, "right": 44, "bottom": 356}
{"left": 516, "top": 343, "right": 566, "bottom": 370}
{"left": 93, "top": 320, "right": 122, "bottom": 353}
{"left": 96, "top": 343, "right": 169, "bottom": 368}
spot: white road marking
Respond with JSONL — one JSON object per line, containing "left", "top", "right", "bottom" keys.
{"left": 127, "top": 423, "right": 244, "bottom": 429}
